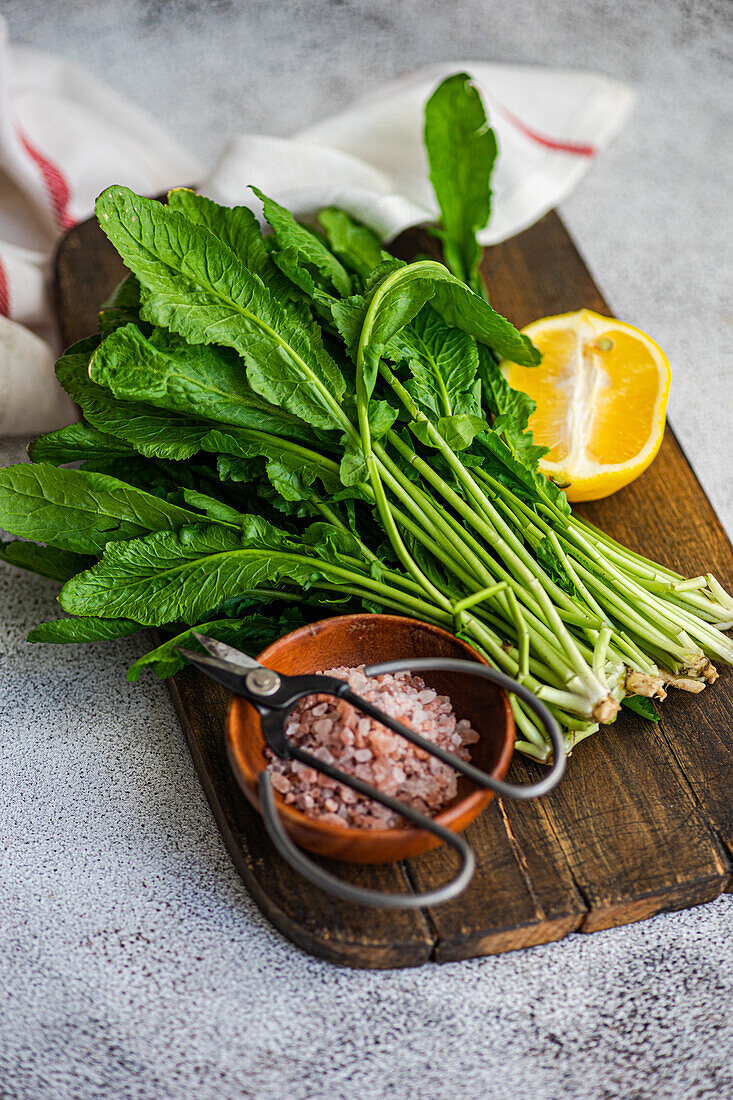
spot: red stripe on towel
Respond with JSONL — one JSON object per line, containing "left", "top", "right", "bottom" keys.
{"left": 17, "top": 127, "right": 76, "bottom": 229}
{"left": 497, "top": 105, "right": 597, "bottom": 157}
{"left": 0, "top": 257, "right": 10, "bottom": 317}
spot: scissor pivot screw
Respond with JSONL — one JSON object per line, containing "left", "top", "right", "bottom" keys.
{"left": 245, "top": 668, "right": 281, "bottom": 696}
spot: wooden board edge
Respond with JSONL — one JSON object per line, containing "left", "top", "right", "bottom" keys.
{"left": 433, "top": 910, "right": 584, "bottom": 963}
{"left": 659, "top": 720, "right": 733, "bottom": 877}
{"left": 578, "top": 871, "right": 728, "bottom": 934}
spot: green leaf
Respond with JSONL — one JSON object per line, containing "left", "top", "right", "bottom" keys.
{"left": 127, "top": 614, "right": 301, "bottom": 682}
{"left": 430, "top": 278, "right": 540, "bottom": 366}
{"left": 392, "top": 304, "right": 480, "bottom": 417}
{"left": 28, "top": 422, "right": 137, "bottom": 466}
{"left": 536, "top": 535, "right": 575, "bottom": 595}
{"left": 215, "top": 453, "right": 258, "bottom": 484}
{"left": 168, "top": 189, "right": 302, "bottom": 303}
{"left": 269, "top": 245, "right": 320, "bottom": 301}
{"left": 318, "top": 208, "right": 386, "bottom": 280}
{"left": 364, "top": 399, "right": 400, "bottom": 441}
{"left": 424, "top": 72, "right": 497, "bottom": 289}
{"left": 102, "top": 273, "right": 141, "bottom": 311}
{"left": 267, "top": 245, "right": 341, "bottom": 310}
{"left": 355, "top": 262, "right": 539, "bottom": 407}
{"left": 0, "top": 539, "right": 94, "bottom": 582}
{"left": 339, "top": 443, "right": 369, "bottom": 488}
{"left": 95, "top": 186, "right": 347, "bottom": 431}
{"left": 56, "top": 343, "right": 216, "bottom": 462}
{"left": 474, "top": 430, "right": 563, "bottom": 515}
{"left": 58, "top": 524, "right": 348, "bottom": 625}
{"left": 303, "top": 522, "right": 365, "bottom": 563}
{"left": 252, "top": 187, "right": 352, "bottom": 296}
{"left": 180, "top": 489, "right": 249, "bottom": 525}
{"left": 28, "top": 616, "right": 141, "bottom": 644}
{"left": 479, "top": 346, "right": 541, "bottom": 448}
{"left": 201, "top": 428, "right": 341, "bottom": 502}
{"left": 330, "top": 294, "right": 369, "bottom": 359}
{"left": 622, "top": 695, "right": 660, "bottom": 722}
{"left": 0, "top": 464, "right": 210, "bottom": 554}
{"left": 476, "top": 346, "right": 569, "bottom": 515}
{"left": 339, "top": 400, "right": 399, "bottom": 485}
{"left": 89, "top": 324, "right": 309, "bottom": 440}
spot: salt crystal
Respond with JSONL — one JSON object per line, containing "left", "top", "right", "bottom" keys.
{"left": 312, "top": 746, "right": 334, "bottom": 764}
{"left": 370, "top": 729, "right": 395, "bottom": 754}
{"left": 292, "top": 763, "right": 318, "bottom": 784}
{"left": 321, "top": 812, "right": 346, "bottom": 827}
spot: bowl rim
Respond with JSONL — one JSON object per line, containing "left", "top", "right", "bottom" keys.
{"left": 226, "top": 613, "right": 516, "bottom": 843}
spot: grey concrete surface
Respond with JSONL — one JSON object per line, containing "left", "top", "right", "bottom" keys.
{"left": 1, "top": 2, "right": 732, "bottom": 1098}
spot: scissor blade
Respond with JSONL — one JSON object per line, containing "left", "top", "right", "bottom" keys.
{"left": 176, "top": 646, "right": 255, "bottom": 696}
{"left": 190, "top": 631, "right": 263, "bottom": 672}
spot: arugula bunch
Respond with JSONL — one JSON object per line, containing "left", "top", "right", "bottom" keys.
{"left": 2, "top": 72, "right": 733, "bottom": 761}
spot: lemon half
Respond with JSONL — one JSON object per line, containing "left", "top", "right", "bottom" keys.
{"left": 500, "top": 309, "right": 671, "bottom": 502}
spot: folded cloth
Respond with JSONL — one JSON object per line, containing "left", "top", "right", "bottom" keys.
{"left": 0, "top": 16, "right": 634, "bottom": 437}
{"left": 207, "top": 62, "right": 634, "bottom": 246}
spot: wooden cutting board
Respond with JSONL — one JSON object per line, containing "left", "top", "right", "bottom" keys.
{"left": 54, "top": 208, "right": 733, "bottom": 968}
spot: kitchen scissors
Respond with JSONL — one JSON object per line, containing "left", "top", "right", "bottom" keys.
{"left": 178, "top": 632, "right": 566, "bottom": 908}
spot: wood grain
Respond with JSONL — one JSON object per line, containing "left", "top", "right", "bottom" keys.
{"left": 54, "top": 205, "right": 733, "bottom": 968}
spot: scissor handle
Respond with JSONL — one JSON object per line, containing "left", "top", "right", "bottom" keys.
{"left": 362, "top": 657, "right": 566, "bottom": 799}
{"left": 258, "top": 748, "right": 475, "bottom": 909}
{"left": 258, "top": 656, "right": 565, "bottom": 907}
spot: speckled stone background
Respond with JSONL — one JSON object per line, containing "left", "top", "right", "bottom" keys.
{"left": 1, "top": 2, "right": 732, "bottom": 1098}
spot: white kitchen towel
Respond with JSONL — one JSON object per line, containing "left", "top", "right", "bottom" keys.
{"left": 207, "top": 62, "right": 634, "bottom": 246}
{"left": 0, "top": 17, "right": 634, "bottom": 436}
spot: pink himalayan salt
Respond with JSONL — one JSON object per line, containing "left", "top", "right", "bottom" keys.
{"left": 266, "top": 665, "right": 480, "bottom": 830}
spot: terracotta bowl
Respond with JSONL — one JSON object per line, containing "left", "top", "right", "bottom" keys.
{"left": 226, "top": 614, "right": 515, "bottom": 864}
